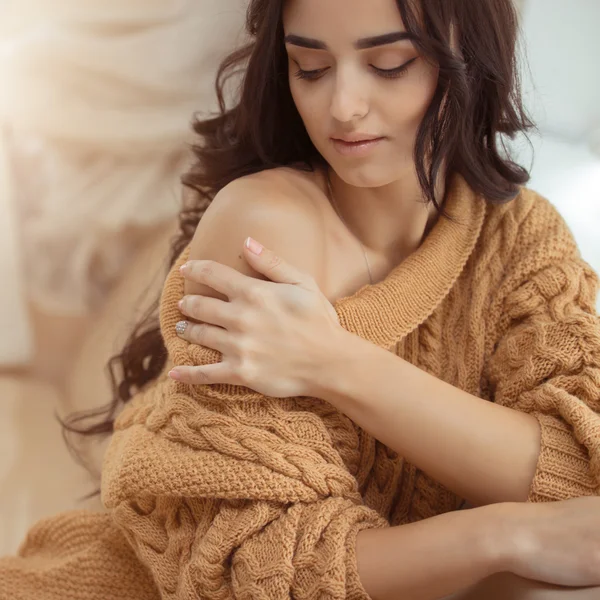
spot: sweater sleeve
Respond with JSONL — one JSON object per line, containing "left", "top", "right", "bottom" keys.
{"left": 102, "top": 390, "right": 387, "bottom": 600}
{"left": 101, "top": 250, "right": 388, "bottom": 599}
{"left": 485, "top": 196, "right": 600, "bottom": 502}
{"left": 111, "top": 492, "right": 382, "bottom": 600}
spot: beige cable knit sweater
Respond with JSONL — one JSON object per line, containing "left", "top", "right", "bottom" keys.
{"left": 1, "top": 174, "right": 599, "bottom": 599}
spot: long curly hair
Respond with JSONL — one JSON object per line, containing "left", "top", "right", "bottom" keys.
{"left": 62, "top": 0, "right": 534, "bottom": 471}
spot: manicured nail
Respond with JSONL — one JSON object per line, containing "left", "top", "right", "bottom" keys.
{"left": 179, "top": 263, "right": 189, "bottom": 274}
{"left": 245, "top": 237, "right": 263, "bottom": 256}
{"left": 178, "top": 299, "right": 184, "bottom": 311}
{"left": 169, "top": 370, "right": 181, "bottom": 381}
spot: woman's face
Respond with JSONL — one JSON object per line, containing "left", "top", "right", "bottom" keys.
{"left": 283, "top": 0, "right": 439, "bottom": 188}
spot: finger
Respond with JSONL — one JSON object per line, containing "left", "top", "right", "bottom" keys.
{"left": 243, "top": 237, "right": 315, "bottom": 287}
{"left": 169, "top": 362, "right": 234, "bottom": 386}
{"left": 180, "top": 260, "right": 249, "bottom": 299}
{"left": 178, "top": 295, "right": 235, "bottom": 329}
{"left": 175, "top": 321, "right": 230, "bottom": 354}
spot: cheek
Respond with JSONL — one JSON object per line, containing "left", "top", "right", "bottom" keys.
{"left": 390, "top": 65, "right": 439, "bottom": 135}
{"left": 289, "top": 81, "right": 323, "bottom": 135}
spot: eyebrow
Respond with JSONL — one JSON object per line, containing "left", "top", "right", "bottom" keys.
{"left": 284, "top": 31, "right": 414, "bottom": 51}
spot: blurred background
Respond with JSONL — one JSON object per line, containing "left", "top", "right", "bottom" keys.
{"left": 0, "top": 0, "right": 598, "bottom": 555}
{"left": 508, "top": 0, "right": 600, "bottom": 287}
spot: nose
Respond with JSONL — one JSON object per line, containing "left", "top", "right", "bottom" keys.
{"left": 329, "top": 69, "right": 369, "bottom": 124}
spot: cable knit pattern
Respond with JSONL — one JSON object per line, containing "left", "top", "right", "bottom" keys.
{"left": 483, "top": 202, "right": 600, "bottom": 501}
{"left": 1, "top": 174, "right": 599, "bottom": 599}
{"left": 0, "top": 512, "right": 158, "bottom": 599}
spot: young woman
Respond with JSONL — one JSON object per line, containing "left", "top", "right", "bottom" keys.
{"left": 2, "top": 0, "right": 600, "bottom": 599}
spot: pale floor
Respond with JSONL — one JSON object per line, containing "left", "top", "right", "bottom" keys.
{"left": 0, "top": 377, "right": 103, "bottom": 555}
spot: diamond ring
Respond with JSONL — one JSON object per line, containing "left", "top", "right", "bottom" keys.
{"left": 175, "top": 320, "right": 188, "bottom": 335}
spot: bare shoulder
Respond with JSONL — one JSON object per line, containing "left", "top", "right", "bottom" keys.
{"left": 185, "top": 167, "right": 327, "bottom": 298}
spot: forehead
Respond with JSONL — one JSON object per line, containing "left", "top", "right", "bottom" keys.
{"left": 283, "top": 0, "right": 406, "bottom": 37}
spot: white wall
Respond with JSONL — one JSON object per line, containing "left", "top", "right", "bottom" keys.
{"left": 519, "top": 0, "right": 600, "bottom": 146}
{"left": 510, "top": 0, "right": 600, "bottom": 310}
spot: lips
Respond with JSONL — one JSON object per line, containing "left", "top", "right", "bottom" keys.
{"left": 330, "top": 136, "right": 386, "bottom": 157}
{"left": 331, "top": 134, "right": 384, "bottom": 143}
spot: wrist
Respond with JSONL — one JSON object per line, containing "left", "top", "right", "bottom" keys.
{"left": 478, "top": 502, "right": 527, "bottom": 575}
{"left": 355, "top": 506, "right": 521, "bottom": 599}
{"left": 307, "top": 327, "right": 367, "bottom": 402}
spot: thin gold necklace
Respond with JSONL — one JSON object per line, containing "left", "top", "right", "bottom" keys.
{"left": 326, "top": 171, "right": 374, "bottom": 285}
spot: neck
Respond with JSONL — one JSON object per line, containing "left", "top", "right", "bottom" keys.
{"left": 327, "top": 167, "right": 445, "bottom": 267}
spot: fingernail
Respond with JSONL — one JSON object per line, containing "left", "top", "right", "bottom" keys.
{"left": 168, "top": 370, "right": 181, "bottom": 381}
{"left": 178, "top": 299, "right": 184, "bottom": 311}
{"left": 179, "top": 263, "right": 189, "bottom": 274}
{"left": 245, "top": 237, "right": 263, "bottom": 256}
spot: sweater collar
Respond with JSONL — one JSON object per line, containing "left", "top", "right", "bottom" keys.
{"left": 333, "top": 173, "right": 487, "bottom": 349}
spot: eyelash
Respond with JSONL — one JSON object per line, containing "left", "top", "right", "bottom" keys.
{"left": 294, "top": 57, "right": 417, "bottom": 81}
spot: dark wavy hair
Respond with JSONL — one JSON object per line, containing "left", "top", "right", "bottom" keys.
{"left": 62, "top": 0, "right": 534, "bottom": 474}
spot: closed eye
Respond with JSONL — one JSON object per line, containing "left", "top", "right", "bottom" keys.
{"left": 293, "top": 56, "right": 418, "bottom": 81}
{"left": 372, "top": 56, "right": 418, "bottom": 78}
{"left": 293, "top": 66, "right": 329, "bottom": 80}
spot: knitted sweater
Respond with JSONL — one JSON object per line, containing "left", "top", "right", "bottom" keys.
{"left": 1, "top": 174, "right": 599, "bottom": 600}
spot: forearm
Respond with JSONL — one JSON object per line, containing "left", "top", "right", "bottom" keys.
{"left": 356, "top": 503, "right": 504, "bottom": 600}
{"left": 446, "top": 574, "right": 600, "bottom": 600}
{"left": 358, "top": 506, "right": 600, "bottom": 600}
{"left": 316, "top": 332, "right": 541, "bottom": 506}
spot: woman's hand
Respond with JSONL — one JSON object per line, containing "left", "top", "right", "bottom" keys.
{"left": 169, "top": 237, "right": 345, "bottom": 398}
{"left": 498, "top": 496, "right": 600, "bottom": 588}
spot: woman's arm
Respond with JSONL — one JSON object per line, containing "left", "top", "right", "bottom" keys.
{"left": 313, "top": 247, "right": 600, "bottom": 509}
{"left": 356, "top": 503, "right": 501, "bottom": 600}
{"left": 357, "top": 498, "right": 600, "bottom": 600}
{"left": 311, "top": 208, "right": 600, "bottom": 507}
{"left": 312, "top": 331, "right": 541, "bottom": 507}
{"left": 447, "top": 574, "right": 600, "bottom": 600}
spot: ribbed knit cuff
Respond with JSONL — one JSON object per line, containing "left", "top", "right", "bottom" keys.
{"left": 345, "top": 516, "right": 387, "bottom": 600}
{"left": 528, "top": 413, "right": 597, "bottom": 502}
